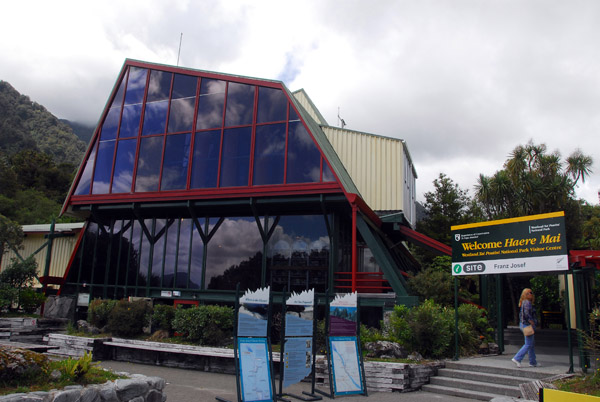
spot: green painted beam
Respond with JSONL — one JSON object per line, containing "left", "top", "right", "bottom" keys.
{"left": 355, "top": 215, "right": 409, "bottom": 297}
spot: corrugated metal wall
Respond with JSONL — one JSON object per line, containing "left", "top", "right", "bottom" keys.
{"left": 322, "top": 126, "right": 416, "bottom": 222}
{"left": 0, "top": 232, "right": 80, "bottom": 284}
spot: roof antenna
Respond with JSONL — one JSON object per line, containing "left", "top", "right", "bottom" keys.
{"left": 337, "top": 107, "right": 346, "bottom": 129}
{"left": 176, "top": 33, "right": 183, "bottom": 66}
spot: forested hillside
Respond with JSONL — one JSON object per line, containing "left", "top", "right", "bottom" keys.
{"left": 0, "top": 81, "right": 90, "bottom": 225}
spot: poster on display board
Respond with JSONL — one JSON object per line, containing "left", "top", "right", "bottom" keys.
{"left": 238, "top": 337, "right": 273, "bottom": 402}
{"left": 451, "top": 211, "right": 568, "bottom": 276}
{"left": 329, "top": 292, "right": 357, "bottom": 336}
{"left": 237, "top": 287, "right": 270, "bottom": 337}
{"left": 329, "top": 336, "right": 364, "bottom": 395}
{"left": 285, "top": 289, "right": 314, "bottom": 337}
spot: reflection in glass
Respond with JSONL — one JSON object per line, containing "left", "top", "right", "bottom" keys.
{"left": 142, "top": 100, "right": 168, "bottom": 136}
{"left": 191, "top": 130, "right": 220, "bottom": 188}
{"left": 129, "top": 221, "right": 143, "bottom": 287}
{"left": 220, "top": 127, "right": 251, "bottom": 187}
{"left": 161, "top": 133, "right": 191, "bottom": 190}
{"left": 124, "top": 67, "right": 147, "bottom": 105}
{"left": 147, "top": 70, "right": 172, "bottom": 102}
{"left": 257, "top": 87, "right": 287, "bottom": 123}
{"left": 197, "top": 90, "right": 225, "bottom": 130}
{"left": 135, "top": 136, "right": 163, "bottom": 192}
{"left": 189, "top": 219, "right": 204, "bottom": 289}
{"left": 286, "top": 121, "right": 321, "bottom": 183}
{"left": 172, "top": 74, "right": 197, "bottom": 99}
{"left": 167, "top": 97, "right": 195, "bottom": 133}
{"left": 92, "top": 140, "right": 115, "bottom": 194}
{"left": 200, "top": 78, "right": 226, "bottom": 95}
{"left": 74, "top": 142, "right": 97, "bottom": 195}
{"left": 253, "top": 123, "right": 285, "bottom": 185}
{"left": 206, "top": 217, "right": 262, "bottom": 291}
{"left": 112, "top": 139, "right": 137, "bottom": 193}
{"left": 119, "top": 104, "right": 142, "bottom": 138}
{"left": 225, "top": 82, "right": 255, "bottom": 127}
{"left": 138, "top": 219, "right": 152, "bottom": 289}
{"left": 100, "top": 107, "right": 120, "bottom": 141}
{"left": 150, "top": 219, "right": 166, "bottom": 287}
{"left": 323, "top": 161, "right": 335, "bottom": 182}
{"left": 289, "top": 105, "right": 299, "bottom": 121}
{"left": 176, "top": 219, "right": 193, "bottom": 288}
{"left": 267, "top": 215, "right": 329, "bottom": 293}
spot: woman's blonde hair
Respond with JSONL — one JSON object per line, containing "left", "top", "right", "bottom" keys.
{"left": 518, "top": 288, "right": 534, "bottom": 307}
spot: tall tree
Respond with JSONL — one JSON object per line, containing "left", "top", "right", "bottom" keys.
{"left": 475, "top": 141, "right": 592, "bottom": 220}
{"left": 417, "top": 173, "right": 477, "bottom": 245}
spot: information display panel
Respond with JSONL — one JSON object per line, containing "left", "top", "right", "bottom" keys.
{"left": 329, "top": 336, "right": 364, "bottom": 395}
{"left": 238, "top": 337, "right": 273, "bottom": 402}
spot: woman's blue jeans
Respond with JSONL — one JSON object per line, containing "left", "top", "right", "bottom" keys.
{"left": 513, "top": 323, "right": 537, "bottom": 365}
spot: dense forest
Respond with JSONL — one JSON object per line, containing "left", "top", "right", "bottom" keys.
{"left": 0, "top": 80, "right": 93, "bottom": 225}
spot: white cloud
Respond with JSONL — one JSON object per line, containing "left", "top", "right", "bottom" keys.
{"left": 1, "top": 0, "right": 599, "bottom": 204}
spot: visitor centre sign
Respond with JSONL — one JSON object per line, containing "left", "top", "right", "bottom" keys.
{"left": 451, "top": 211, "right": 568, "bottom": 276}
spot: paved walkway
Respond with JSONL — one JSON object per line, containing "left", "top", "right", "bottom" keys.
{"left": 99, "top": 360, "right": 474, "bottom": 402}
{"left": 98, "top": 343, "right": 583, "bottom": 402}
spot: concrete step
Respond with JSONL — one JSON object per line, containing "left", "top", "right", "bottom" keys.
{"left": 444, "top": 361, "right": 552, "bottom": 380}
{"left": 437, "top": 368, "right": 525, "bottom": 386}
{"left": 429, "top": 375, "right": 521, "bottom": 397}
{"left": 421, "top": 383, "right": 504, "bottom": 401}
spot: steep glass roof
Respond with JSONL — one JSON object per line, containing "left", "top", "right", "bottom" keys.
{"left": 65, "top": 60, "right": 343, "bottom": 209}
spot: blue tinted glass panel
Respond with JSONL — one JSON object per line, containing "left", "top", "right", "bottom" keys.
{"left": 253, "top": 124, "right": 285, "bottom": 185}
{"left": 135, "top": 136, "right": 163, "bottom": 192}
{"left": 142, "top": 100, "right": 168, "bottom": 136}
{"left": 200, "top": 78, "right": 226, "bottom": 95}
{"left": 176, "top": 219, "right": 193, "bottom": 288}
{"left": 119, "top": 103, "right": 142, "bottom": 138}
{"left": 286, "top": 122, "right": 321, "bottom": 183}
{"left": 196, "top": 93, "right": 225, "bottom": 130}
{"left": 112, "top": 79, "right": 125, "bottom": 109}
{"left": 206, "top": 217, "right": 262, "bottom": 291}
{"left": 167, "top": 98, "right": 195, "bottom": 133}
{"left": 112, "top": 139, "right": 137, "bottom": 193}
{"left": 289, "top": 105, "right": 299, "bottom": 121}
{"left": 172, "top": 74, "right": 197, "bottom": 99}
{"left": 191, "top": 130, "right": 221, "bottom": 188}
{"left": 150, "top": 219, "right": 166, "bottom": 287}
{"left": 74, "top": 142, "right": 97, "bottom": 195}
{"left": 257, "top": 87, "right": 287, "bottom": 123}
{"left": 147, "top": 70, "right": 172, "bottom": 102}
{"left": 220, "top": 127, "right": 251, "bottom": 187}
{"left": 92, "top": 140, "right": 115, "bottom": 194}
{"left": 100, "top": 107, "right": 120, "bottom": 141}
{"left": 138, "top": 219, "right": 152, "bottom": 287}
{"left": 189, "top": 220, "right": 202, "bottom": 289}
{"left": 267, "top": 215, "right": 329, "bottom": 293}
{"left": 323, "top": 159, "right": 335, "bottom": 182}
{"left": 161, "top": 133, "right": 191, "bottom": 190}
{"left": 225, "top": 82, "right": 255, "bottom": 127}
{"left": 124, "top": 67, "right": 147, "bottom": 105}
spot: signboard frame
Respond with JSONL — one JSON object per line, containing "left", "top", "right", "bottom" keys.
{"left": 451, "top": 211, "right": 568, "bottom": 276}
{"left": 329, "top": 336, "right": 364, "bottom": 395}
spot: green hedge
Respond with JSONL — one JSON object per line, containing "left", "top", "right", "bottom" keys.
{"left": 172, "top": 305, "right": 234, "bottom": 346}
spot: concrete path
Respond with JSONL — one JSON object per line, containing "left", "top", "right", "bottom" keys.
{"left": 98, "top": 360, "right": 475, "bottom": 402}
{"left": 98, "top": 342, "right": 582, "bottom": 402}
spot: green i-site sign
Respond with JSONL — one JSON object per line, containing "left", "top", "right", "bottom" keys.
{"left": 451, "top": 211, "right": 568, "bottom": 276}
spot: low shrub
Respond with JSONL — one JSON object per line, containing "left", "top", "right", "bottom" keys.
{"left": 19, "top": 289, "right": 46, "bottom": 314}
{"left": 377, "top": 300, "right": 493, "bottom": 359}
{"left": 106, "top": 299, "right": 151, "bottom": 337}
{"left": 88, "top": 299, "right": 117, "bottom": 329}
{"left": 172, "top": 305, "right": 233, "bottom": 346}
{"left": 151, "top": 304, "right": 175, "bottom": 333}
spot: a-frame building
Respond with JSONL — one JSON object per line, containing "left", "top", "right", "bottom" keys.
{"left": 58, "top": 59, "right": 448, "bottom": 312}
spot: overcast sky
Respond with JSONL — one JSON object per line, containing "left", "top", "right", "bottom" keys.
{"left": 2, "top": 0, "right": 599, "bottom": 205}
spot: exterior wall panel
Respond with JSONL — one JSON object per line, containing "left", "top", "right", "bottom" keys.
{"left": 322, "top": 126, "right": 416, "bottom": 225}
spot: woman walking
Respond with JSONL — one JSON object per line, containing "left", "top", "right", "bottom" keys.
{"left": 512, "top": 288, "right": 539, "bottom": 367}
